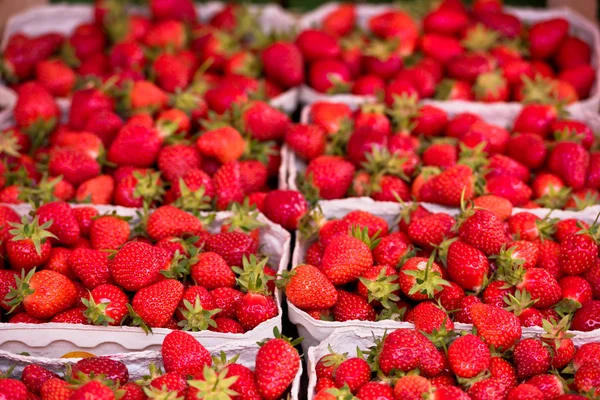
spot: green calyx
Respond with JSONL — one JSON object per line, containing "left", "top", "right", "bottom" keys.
{"left": 461, "top": 24, "right": 499, "bottom": 52}
{"left": 4, "top": 268, "right": 36, "bottom": 313}
{"left": 503, "top": 289, "right": 537, "bottom": 317}
{"left": 231, "top": 254, "right": 272, "bottom": 295}
{"left": 403, "top": 253, "right": 450, "bottom": 299}
{"left": 349, "top": 225, "right": 382, "bottom": 250}
{"left": 323, "top": 385, "right": 359, "bottom": 400}
{"left": 18, "top": 174, "right": 64, "bottom": 208}
{"left": 297, "top": 206, "right": 326, "bottom": 242}
{"left": 361, "top": 145, "right": 411, "bottom": 182}
{"left": 187, "top": 366, "right": 238, "bottom": 400}
{"left": 82, "top": 296, "right": 116, "bottom": 326}
{"left": 9, "top": 215, "right": 57, "bottom": 255}
{"left": 225, "top": 198, "right": 266, "bottom": 234}
{"left": 359, "top": 268, "right": 400, "bottom": 310}
{"left": 172, "top": 180, "right": 212, "bottom": 216}
{"left": 177, "top": 297, "right": 221, "bottom": 332}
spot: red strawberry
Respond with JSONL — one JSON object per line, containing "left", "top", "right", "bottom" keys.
{"left": 14, "top": 82, "right": 60, "bottom": 134}
{"left": 357, "top": 382, "right": 394, "bottom": 400}
{"left": 559, "top": 231, "right": 597, "bottom": 276}
{"left": 458, "top": 209, "right": 508, "bottom": 256}
{"left": 470, "top": 303, "right": 521, "bottom": 351}
{"left": 71, "top": 357, "right": 128, "bottom": 386}
{"left": 131, "top": 279, "right": 183, "bottom": 330}
{"left": 559, "top": 64, "right": 596, "bottom": 99}
{"left": 571, "top": 300, "right": 600, "bottom": 332}
{"left": 48, "top": 148, "right": 101, "bottom": 187}
{"left": 283, "top": 264, "right": 337, "bottom": 311}
{"left": 110, "top": 241, "right": 169, "bottom": 291}
{"left": 83, "top": 284, "right": 129, "bottom": 326}
{"left": 473, "top": 70, "right": 509, "bottom": 102}
{"left": 35, "top": 59, "right": 76, "bottom": 97}
{"left": 412, "top": 301, "right": 454, "bottom": 334}
{"left": 528, "top": 18, "right": 569, "bottom": 59}
{"left": 398, "top": 256, "right": 448, "bottom": 301}
{"left": 548, "top": 142, "right": 590, "bottom": 191}
{"left": 408, "top": 213, "right": 454, "bottom": 251}
{"left": 448, "top": 334, "right": 490, "bottom": 378}
{"left": 296, "top": 29, "right": 341, "bottom": 62}
{"left": 369, "top": 10, "right": 418, "bottom": 54}
{"left": 446, "top": 240, "right": 489, "bottom": 292}
{"left": 418, "top": 164, "right": 474, "bottom": 207}
{"left": 513, "top": 338, "right": 551, "bottom": 379}
{"left": 513, "top": 104, "right": 558, "bottom": 138}
{"left": 35, "top": 201, "right": 80, "bottom": 246}
{"left": 554, "top": 36, "right": 591, "bottom": 71}
{"left": 506, "top": 133, "right": 547, "bottom": 169}
{"left": 263, "top": 190, "right": 308, "bottom": 231}
{"left": 68, "top": 248, "right": 111, "bottom": 290}
{"left": 309, "top": 59, "right": 351, "bottom": 93}
{"left": 285, "top": 124, "right": 326, "bottom": 161}
{"left": 320, "top": 233, "right": 373, "bottom": 285}
{"left": 213, "top": 162, "right": 245, "bottom": 210}
{"left": 21, "top": 365, "right": 58, "bottom": 395}
{"left": 261, "top": 42, "right": 304, "bottom": 89}
{"left": 305, "top": 156, "right": 355, "bottom": 200}
{"left": 255, "top": 336, "right": 300, "bottom": 400}
{"left": 334, "top": 357, "right": 371, "bottom": 394}
{"left": 108, "top": 124, "right": 162, "bottom": 168}
{"left": 423, "top": 7, "right": 469, "bottom": 35}
{"left": 69, "top": 88, "right": 115, "bottom": 131}
{"left": 0, "top": 379, "right": 28, "bottom": 400}
{"left": 332, "top": 289, "right": 376, "bottom": 322}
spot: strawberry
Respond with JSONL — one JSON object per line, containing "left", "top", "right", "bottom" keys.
{"left": 573, "top": 361, "right": 600, "bottom": 393}
{"left": 418, "top": 164, "right": 474, "bottom": 207}
{"left": 210, "top": 287, "right": 242, "bottom": 319}
{"left": 473, "top": 70, "right": 509, "bottom": 102}
{"left": 448, "top": 334, "right": 490, "bottom": 378}
{"left": 357, "top": 382, "right": 394, "bottom": 400}
{"left": 322, "top": 4, "right": 356, "bottom": 37}
{"left": 146, "top": 205, "right": 203, "bottom": 241}
{"left": 14, "top": 82, "right": 60, "bottom": 136}
{"left": 458, "top": 209, "right": 508, "bottom": 256}
{"left": 506, "top": 133, "right": 547, "bottom": 169}
{"left": 242, "top": 101, "right": 289, "bottom": 142}
{"left": 5, "top": 269, "right": 77, "bottom": 319}
{"left": 213, "top": 162, "right": 245, "bottom": 210}
{"left": 330, "top": 288, "right": 373, "bottom": 321}
{"left": 0, "top": 270, "right": 18, "bottom": 311}
{"left": 283, "top": 265, "right": 338, "bottom": 310}
{"left": 234, "top": 258, "right": 278, "bottom": 330}
{"left": 394, "top": 375, "right": 431, "bottom": 399}
{"left": 261, "top": 42, "right": 304, "bottom": 89}
{"left": 548, "top": 142, "right": 590, "bottom": 191}
{"left": 188, "top": 252, "right": 236, "bottom": 291}
{"left": 40, "top": 378, "right": 73, "bottom": 400}
{"left": 513, "top": 104, "right": 558, "bottom": 138}
{"left": 369, "top": 10, "right": 418, "bottom": 54}
{"left": 255, "top": 335, "right": 300, "bottom": 400}
{"left": 334, "top": 357, "right": 371, "bottom": 394}
{"left": 554, "top": 36, "right": 591, "bottom": 70}
{"left": 110, "top": 241, "right": 169, "bottom": 291}
{"left": 89, "top": 215, "right": 130, "bottom": 251}
{"left": 304, "top": 156, "right": 355, "bottom": 200}
{"left": 48, "top": 148, "right": 101, "bottom": 187}
{"left": 33, "top": 201, "right": 80, "bottom": 247}
{"left": 83, "top": 284, "right": 129, "bottom": 326}
{"left": 157, "top": 144, "right": 202, "bottom": 183}
{"left": 528, "top": 18, "right": 569, "bottom": 59}
{"left": 445, "top": 240, "right": 489, "bottom": 292}
{"left": 472, "top": 195, "right": 513, "bottom": 221}
{"left": 7, "top": 216, "right": 56, "bottom": 273}
{"left": 408, "top": 213, "right": 454, "bottom": 251}
{"left": 412, "top": 301, "right": 454, "bottom": 334}
{"left": 130, "top": 279, "right": 183, "bottom": 330}
{"left": 435, "top": 281, "right": 465, "bottom": 312}
{"left": 583, "top": 260, "right": 600, "bottom": 300}
{"left": 262, "top": 190, "right": 308, "bottom": 231}
{"left": 296, "top": 29, "right": 341, "bottom": 62}
{"left": 160, "top": 330, "right": 212, "bottom": 378}
{"left": 372, "top": 232, "right": 411, "bottom": 267}
{"left": 285, "top": 124, "right": 326, "bottom": 161}
{"left": 69, "top": 88, "right": 115, "bottom": 131}
{"left": 320, "top": 230, "right": 374, "bottom": 286}
{"left": 468, "top": 379, "right": 510, "bottom": 400}
{"left": 513, "top": 338, "right": 551, "bottom": 379}
{"left": 68, "top": 248, "right": 111, "bottom": 290}
{"left": 559, "top": 64, "right": 596, "bottom": 99}
{"left": 423, "top": 7, "right": 469, "bottom": 35}
{"left": 21, "top": 365, "right": 58, "bottom": 395}
{"left": 573, "top": 343, "right": 600, "bottom": 370}
{"left": 309, "top": 59, "right": 351, "bottom": 93}
{"left": 435, "top": 79, "right": 473, "bottom": 100}
{"left": 447, "top": 53, "right": 494, "bottom": 83}
{"left": 470, "top": 303, "right": 521, "bottom": 351}
{"left": 571, "top": 300, "right": 600, "bottom": 332}
{"left": 398, "top": 256, "right": 448, "bottom": 301}
{"left": 108, "top": 124, "right": 162, "bottom": 168}
{"left": 71, "top": 357, "right": 128, "bottom": 386}
{"left": 0, "top": 379, "right": 28, "bottom": 400}
{"left": 35, "top": 59, "right": 76, "bottom": 97}
{"left": 559, "top": 231, "right": 597, "bottom": 275}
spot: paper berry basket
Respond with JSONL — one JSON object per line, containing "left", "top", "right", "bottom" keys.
{"left": 0, "top": 204, "right": 291, "bottom": 358}
{"left": 298, "top": 2, "right": 600, "bottom": 119}
{"left": 287, "top": 197, "right": 600, "bottom": 353}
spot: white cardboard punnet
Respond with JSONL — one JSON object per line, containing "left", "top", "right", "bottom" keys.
{"left": 0, "top": 204, "right": 291, "bottom": 358}
{"left": 289, "top": 197, "right": 600, "bottom": 352}
{"left": 0, "top": 3, "right": 299, "bottom": 114}
{"left": 0, "top": 337, "right": 303, "bottom": 400}
{"left": 298, "top": 3, "right": 600, "bottom": 118}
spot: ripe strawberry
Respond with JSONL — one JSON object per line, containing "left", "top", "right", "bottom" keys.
{"left": 320, "top": 231, "right": 373, "bottom": 285}
{"left": 334, "top": 357, "right": 371, "bottom": 394}
{"left": 40, "top": 377, "right": 73, "bottom": 400}
{"left": 472, "top": 195, "right": 513, "bottom": 221}
{"left": 559, "top": 64, "right": 596, "bottom": 99}
{"left": 513, "top": 338, "right": 551, "bottom": 379}
{"left": 394, "top": 375, "right": 431, "bottom": 399}
{"left": 473, "top": 70, "right": 509, "bottom": 102}
{"left": 283, "top": 264, "right": 338, "bottom": 311}
{"left": 147, "top": 205, "right": 203, "bottom": 241}
{"left": 571, "top": 300, "right": 600, "bottom": 332}
{"left": 448, "top": 334, "right": 491, "bottom": 378}
{"left": 422, "top": 142, "right": 457, "bottom": 169}
{"left": 0, "top": 378, "right": 28, "bottom": 400}
{"left": 110, "top": 241, "right": 169, "bottom": 291}
{"left": 21, "top": 365, "right": 58, "bottom": 395}
{"left": 213, "top": 161, "right": 245, "bottom": 211}
{"left": 188, "top": 251, "right": 235, "bottom": 290}
{"left": 513, "top": 104, "right": 558, "bottom": 138}
{"left": 408, "top": 213, "right": 454, "bottom": 251}
{"left": 506, "top": 133, "right": 547, "bottom": 170}
{"left": 35, "top": 59, "right": 76, "bottom": 97}
{"left": 583, "top": 260, "right": 600, "bottom": 300}
{"left": 130, "top": 279, "right": 183, "bottom": 330}
{"left": 468, "top": 378, "right": 509, "bottom": 400}
{"left": 446, "top": 240, "right": 489, "bottom": 292}
{"left": 6, "top": 214, "right": 56, "bottom": 272}
{"left": 158, "top": 144, "right": 201, "bottom": 183}
{"left": 262, "top": 190, "right": 308, "bottom": 231}
{"left": 48, "top": 148, "right": 101, "bottom": 187}
{"left": 369, "top": 10, "right": 418, "bottom": 54}
{"left": 323, "top": 4, "right": 356, "bottom": 37}
{"left": 261, "top": 42, "right": 304, "bottom": 89}
{"left": 90, "top": 215, "right": 130, "bottom": 251}
{"left": 332, "top": 289, "right": 376, "bottom": 322}
{"left": 309, "top": 59, "right": 351, "bottom": 93}
{"left": 68, "top": 248, "right": 111, "bottom": 290}
{"left": 5, "top": 269, "right": 77, "bottom": 319}
{"left": 196, "top": 127, "right": 245, "bottom": 164}
{"left": 296, "top": 29, "right": 341, "bottom": 62}
{"left": 357, "top": 382, "right": 394, "bottom": 400}
{"left": 14, "top": 82, "right": 60, "bottom": 134}
{"left": 108, "top": 124, "right": 162, "bottom": 168}
{"left": 458, "top": 209, "right": 508, "bottom": 256}
{"left": 412, "top": 301, "right": 454, "bottom": 334}
{"left": 548, "top": 142, "right": 590, "bottom": 191}
{"left": 559, "top": 232, "right": 597, "bottom": 275}
{"left": 528, "top": 18, "right": 569, "bottom": 59}
{"left": 204, "top": 231, "right": 257, "bottom": 268}
{"left": 305, "top": 156, "right": 355, "bottom": 200}
{"left": 555, "top": 35, "right": 591, "bottom": 70}
{"left": 71, "top": 357, "right": 128, "bottom": 386}
{"left": 255, "top": 335, "right": 300, "bottom": 400}
{"left": 69, "top": 88, "right": 115, "bottom": 131}
{"left": 284, "top": 124, "right": 326, "bottom": 161}
{"left": 418, "top": 164, "right": 474, "bottom": 207}
{"left": 470, "top": 303, "right": 521, "bottom": 351}
{"left": 83, "top": 284, "right": 129, "bottom": 326}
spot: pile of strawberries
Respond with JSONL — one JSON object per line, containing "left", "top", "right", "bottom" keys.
{"left": 1, "top": 0, "right": 301, "bottom": 103}
{"left": 284, "top": 205, "right": 600, "bottom": 333}
{"left": 312, "top": 324, "right": 600, "bottom": 399}
{"left": 0, "top": 201, "right": 282, "bottom": 334}
{"left": 0, "top": 329, "right": 300, "bottom": 400}
{"left": 286, "top": 100, "right": 600, "bottom": 210}
{"left": 300, "top": 0, "right": 596, "bottom": 104}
